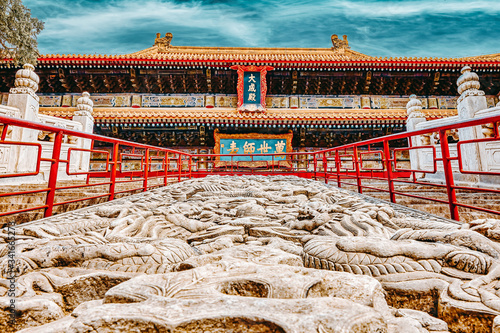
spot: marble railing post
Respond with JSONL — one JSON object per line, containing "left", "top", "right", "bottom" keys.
{"left": 405, "top": 95, "right": 426, "bottom": 171}
{"left": 72, "top": 92, "right": 94, "bottom": 172}
{"left": 456, "top": 66, "right": 487, "bottom": 177}
{"left": 7, "top": 64, "right": 40, "bottom": 173}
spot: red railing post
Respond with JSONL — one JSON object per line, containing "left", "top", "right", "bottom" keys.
{"left": 44, "top": 131, "right": 64, "bottom": 218}
{"left": 407, "top": 135, "right": 417, "bottom": 183}
{"left": 335, "top": 150, "right": 341, "bottom": 188}
{"left": 323, "top": 152, "right": 328, "bottom": 184}
{"left": 313, "top": 154, "right": 317, "bottom": 180}
{"left": 143, "top": 148, "right": 150, "bottom": 191}
{"left": 439, "top": 129, "right": 460, "bottom": 221}
{"left": 85, "top": 139, "right": 94, "bottom": 185}
{"left": 130, "top": 147, "right": 135, "bottom": 181}
{"left": 1, "top": 124, "right": 9, "bottom": 141}
{"left": 109, "top": 143, "right": 119, "bottom": 201}
{"left": 178, "top": 154, "right": 182, "bottom": 183}
{"left": 383, "top": 140, "right": 396, "bottom": 203}
{"left": 352, "top": 146, "right": 363, "bottom": 194}
{"left": 189, "top": 156, "right": 192, "bottom": 179}
{"left": 164, "top": 155, "right": 168, "bottom": 186}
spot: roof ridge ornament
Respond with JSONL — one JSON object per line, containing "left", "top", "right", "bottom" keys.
{"left": 154, "top": 32, "right": 173, "bottom": 53}
{"left": 331, "top": 34, "right": 350, "bottom": 53}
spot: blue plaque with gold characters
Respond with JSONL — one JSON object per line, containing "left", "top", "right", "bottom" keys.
{"left": 214, "top": 130, "right": 293, "bottom": 167}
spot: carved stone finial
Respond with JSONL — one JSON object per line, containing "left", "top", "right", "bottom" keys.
{"left": 76, "top": 92, "right": 94, "bottom": 117}
{"left": 154, "top": 32, "right": 173, "bottom": 52}
{"left": 331, "top": 34, "right": 350, "bottom": 52}
{"left": 406, "top": 94, "right": 425, "bottom": 119}
{"left": 457, "top": 65, "right": 484, "bottom": 104}
{"left": 10, "top": 63, "right": 40, "bottom": 101}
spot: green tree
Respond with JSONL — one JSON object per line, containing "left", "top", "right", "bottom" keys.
{"left": 0, "top": 0, "right": 44, "bottom": 65}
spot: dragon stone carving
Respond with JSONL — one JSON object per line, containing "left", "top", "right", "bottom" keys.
{"left": 2, "top": 175, "right": 500, "bottom": 332}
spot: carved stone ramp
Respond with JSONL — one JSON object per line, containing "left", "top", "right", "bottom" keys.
{"left": 4, "top": 175, "right": 500, "bottom": 333}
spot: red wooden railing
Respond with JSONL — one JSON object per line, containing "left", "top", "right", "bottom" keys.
{"left": 313, "top": 114, "right": 500, "bottom": 221}
{"left": 0, "top": 115, "right": 192, "bottom": 221}
{"left": 0, "top": 113, "right": 499, "bottom": 223}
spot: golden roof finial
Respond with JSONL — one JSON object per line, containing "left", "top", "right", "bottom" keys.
{"left": 331, "top": 34, "right": 350, "bottom": 52}
{"left": 154, "top": 32, "right": 173, "bottom": 52}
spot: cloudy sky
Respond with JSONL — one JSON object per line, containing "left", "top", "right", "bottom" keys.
{"left": 24, "top": 0, "right": 500, "bottom": 58}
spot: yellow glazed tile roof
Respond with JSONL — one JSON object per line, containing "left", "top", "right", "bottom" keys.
{"left": 39, "top": 107, "right": 457, "bottom": 121}
{"left": 26, "top": 34, "right": 499, "bottom": 68}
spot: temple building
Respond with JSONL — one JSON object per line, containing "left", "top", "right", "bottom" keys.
{"left": 0, "top": 33, "right": 499, "bottom": 154}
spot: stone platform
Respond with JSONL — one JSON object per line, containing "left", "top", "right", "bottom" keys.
{"left": 2, "top": 175, "right": 500, "bottom": 332}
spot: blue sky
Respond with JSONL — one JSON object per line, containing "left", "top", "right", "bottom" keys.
{"left": 24, "top": 0, "right": 500, "bottom": 58}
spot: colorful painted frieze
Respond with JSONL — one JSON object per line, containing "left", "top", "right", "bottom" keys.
{"left": 299, "top": 96, "right": 361, "bottom": 109}
{"left": 92, "top": 95, "right": 132, "bottom": 107}
{"left": 371, "top": 96, "right": 411, "bottom": 109}
{"left": 68, "top": 94, "right": 132, "bottom": 107}
{"left": 62, "top": 95, "right": 73, "bottom": 107}
{"left": 428, "top": 98, "right": 438, "bottom": 109}
{"left": 205, "top": 96, "right": 215, "bottom": 108}
{"left": 419, "top": 98, "right": 428, "bottom": 109}
{"left": 215, "top": 96, "right": 238, "bottom": 108}
{"left": 142, "top": 95, "right": 204, "bottom": 107}
{"left": 1, "top": 93, "right": 9, "bottom": 105}
{"left": 39, "top": 95, "right": 62, "bottom": 107}
{"left": 131, "top": 95, "right": 142, "bottom": 108}
{"left": 389, "top": 98, "right": 411, "bottom": 109}
{"left": 486, "top": 96, "right": 497, "bottom": 108}
{"left": 299, "top": 96, "right": 341, "bottom": 109}
{"left": 265, "top": 96, "right": 289, "bottom": 108}
{"left": 342, "top": 96, "right": 362, "bottom": 109}
{"left": 437, "top": 96, "right": 458, "bottom": 109}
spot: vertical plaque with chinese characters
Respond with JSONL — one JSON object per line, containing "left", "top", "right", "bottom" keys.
{"left": 243, "top": 72, "right": 260, "bottom": 106}
{"left": 230, "top": 65, "right": 274, "bottom": 112}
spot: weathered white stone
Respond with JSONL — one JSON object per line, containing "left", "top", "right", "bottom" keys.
{"left": 5, "top": 175, "right": 500, "bottom": 332}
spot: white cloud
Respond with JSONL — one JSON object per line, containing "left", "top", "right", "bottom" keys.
{"left": 29, "top": 0, "right": 270, "bottom": 54}
{"left": 23, "top": 0, "right": 500, "bottom": 57}
{"left": 295, "top": 0, "right": 500, "bottom": 18}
